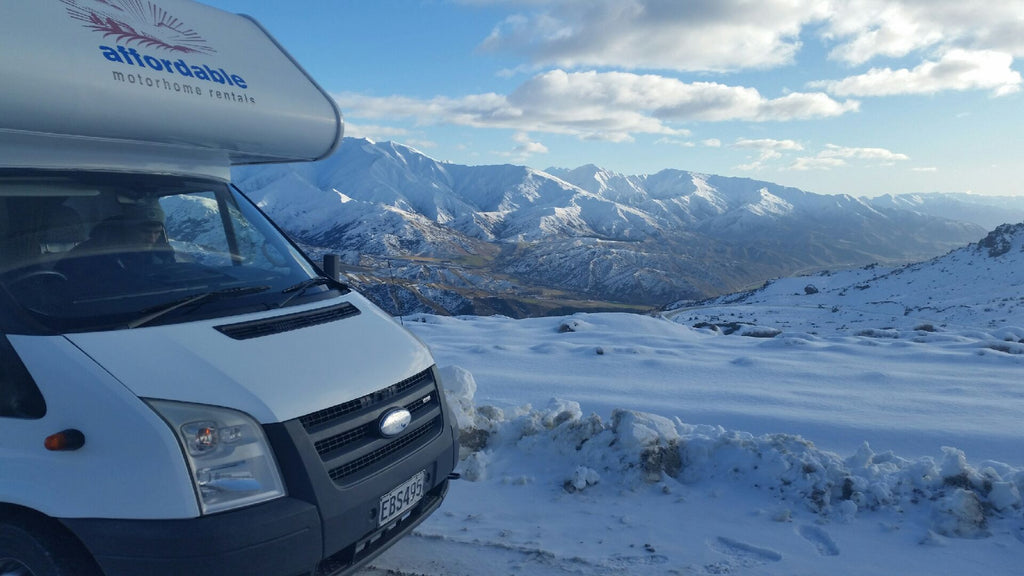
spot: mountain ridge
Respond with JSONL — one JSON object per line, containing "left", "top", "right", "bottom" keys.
{"left": 668, "top": 220, "right": 1024, "bottom": 337}
{"left": 232, "top": 138, "right": 1019, "bottom": 317}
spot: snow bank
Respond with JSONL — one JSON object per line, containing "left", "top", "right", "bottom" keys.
{"left": 441, "top": 365, "right": 1023, "bottom": 539}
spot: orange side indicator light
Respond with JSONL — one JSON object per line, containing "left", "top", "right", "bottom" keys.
{"left": 44, "top": 429, "right": 86, "bottom": 451}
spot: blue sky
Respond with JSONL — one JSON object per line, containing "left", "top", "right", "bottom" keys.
{"left": 201, "top": 0, "right": 1023, "bottom": 197}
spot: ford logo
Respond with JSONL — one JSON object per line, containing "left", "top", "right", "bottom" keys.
{"left": 378, "top": 408, "right": 412, "bottom": 438}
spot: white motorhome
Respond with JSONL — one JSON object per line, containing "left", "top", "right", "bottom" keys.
{"left": 0, "top": 1, "right": 458, "bottom": 575}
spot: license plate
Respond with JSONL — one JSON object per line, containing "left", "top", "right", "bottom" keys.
{"left": 378, "top": 471, "right": 425, "bottom": 527}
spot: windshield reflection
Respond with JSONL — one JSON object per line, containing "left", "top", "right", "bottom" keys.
{"left": 0, "top": 171, "right": 337, "bottom": 333}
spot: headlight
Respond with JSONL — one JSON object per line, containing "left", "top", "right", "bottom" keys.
{"left": 146, "top": 400, "right": 285, "bottom": 515}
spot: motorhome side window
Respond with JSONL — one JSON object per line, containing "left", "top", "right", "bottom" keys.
{"left": 0, "top": 171, "right": 330, "bottom": 334}
{"left": 0, "top": 335, "right": 45, "bottom": 419}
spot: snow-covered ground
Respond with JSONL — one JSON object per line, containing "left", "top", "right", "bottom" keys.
{"left": 359, "top": 235, "right": 1024, "bottom": 575}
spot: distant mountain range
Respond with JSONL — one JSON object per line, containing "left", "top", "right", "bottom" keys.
{"left": 232, "top": 138, "right": 1024, "bottom": 317}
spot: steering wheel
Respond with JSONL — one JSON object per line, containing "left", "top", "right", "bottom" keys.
{"left": 10, "top": 269, "right": 68, "bottom": 285}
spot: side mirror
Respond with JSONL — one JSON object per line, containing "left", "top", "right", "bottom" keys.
{"left": 322, "top": 253, "right": 341, "bottom": 281}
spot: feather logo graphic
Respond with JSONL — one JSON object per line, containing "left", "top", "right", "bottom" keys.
{"left": 61, "top": 0, "right": 215, "bottom": 55}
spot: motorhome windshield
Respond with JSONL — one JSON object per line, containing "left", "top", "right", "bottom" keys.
{"left": 0, "top": 171, "right": 340, "bottom": 334}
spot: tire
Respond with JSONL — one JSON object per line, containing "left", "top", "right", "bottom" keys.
{"left": 0, "top": 516, "right": 101, "bottom": 576}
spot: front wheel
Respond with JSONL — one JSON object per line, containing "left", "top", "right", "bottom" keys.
{"left": 0, "top": 517, "right": 101, "bottom": 576}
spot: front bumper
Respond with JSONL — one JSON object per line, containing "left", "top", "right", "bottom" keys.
{"left": 63, "top": 366, "right": 459, "bottom": 576}
{"left": 62, "top": 497, "right": 323, "bottom": 576}
{"left": 63, "top": 480, "right": 449, "bottom": 576}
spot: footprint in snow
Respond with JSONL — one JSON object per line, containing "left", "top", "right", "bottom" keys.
{"left": 709, "top": 536, "right": 783, "bottom": 567}
{"left": 608, "top": 552, "right": 669, "bottom": 567}
{"left": 798, "top": 525, "right": 840, "bottom": 556}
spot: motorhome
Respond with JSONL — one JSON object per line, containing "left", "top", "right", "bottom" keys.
{"left": 0, "top": 1, "right": 458, "bottom": 574}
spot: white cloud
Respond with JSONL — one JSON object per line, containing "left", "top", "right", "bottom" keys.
{"left": 476, "top": 0, "right": 830, "bottom": 72}
{"left": 512, "top": 132, "right": 549, "bottom": 156}
{"left": 821, "top": 0, "right": 1024, "bottom": 66}
{"left": 820, "top": 0, "right": 944, "bottom": 65}
{"left": 342, "top": 122, "right": 411, "bottom": 141}
{"left": 729, "top": 140, "right": 909, "bottom": 171}
{"left": 655, "top": 137, "right": 696, "bottom": 147}
{"left": 334, "top": 71, "right": 856, "bottom": 142}
{"left": 469, "top": 0, "right": 1024, "bottom": 76}
{"left": 734, "top": 138, "right": 804, "bottom": 152}
{"left": 812, "top": 49, "right": 1022, "bottom": 97}
{"left": 733, "top": 138, "right": 804, "bottom": 170}
{"left": 511, "top": 71, "right": 858, "bottom": 124}
{"left": 791, "top": 156, "right": 848, "bottom": 171}
{"left": 818, "top": 144, "right": 909, "bottom": 162}
{"left": 791, "top": 144, "right": 910, "bottom": 171}
{"left": 340, "top": 0, "right": 1020, "bottom": 164}
{"left": 735, "top": 161, "right": 765, "bottom": 171}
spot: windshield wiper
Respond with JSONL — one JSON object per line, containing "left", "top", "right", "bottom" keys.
{"left": 128, "top": 285, "right": 271, "bottom": 329}
{"left": 275, "top": 276, "right": 349, "bottom": 309}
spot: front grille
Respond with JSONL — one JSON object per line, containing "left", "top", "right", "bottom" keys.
{"left": 300, "top": 369, "right": 431, "bottom": 430}
{"left": 299, "top": 368, "right": 444, "bottom": 485}
{"left": 327, "top": 422, "right": 436, "bottom": 482}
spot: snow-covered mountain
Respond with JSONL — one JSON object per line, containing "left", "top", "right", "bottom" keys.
{"left": 667, "top": 222, "right": 1024, "bottom": 337}
{"left": 233, "top": 138, "right": 999, "bottom": 316}
{"left": 869, "top": 192, "right": 1024, "bottom": 231}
